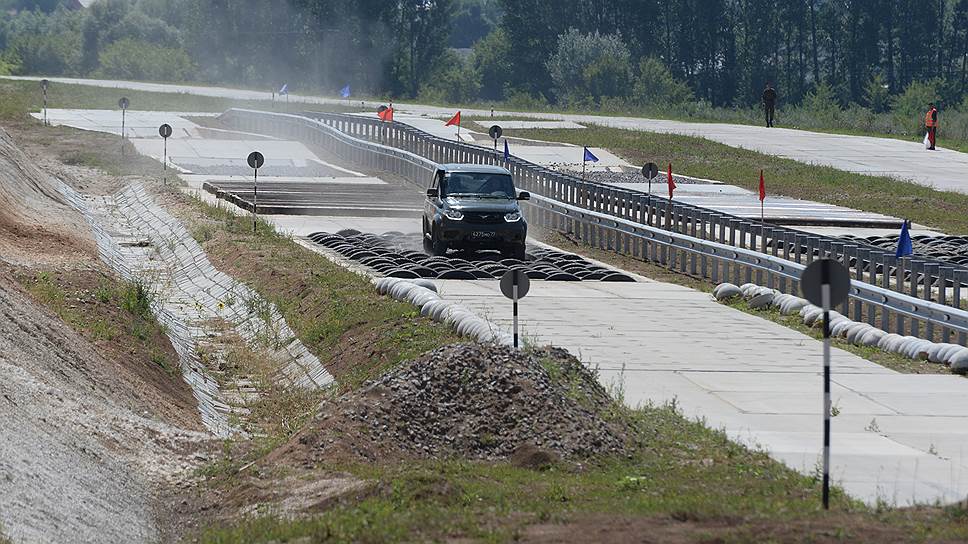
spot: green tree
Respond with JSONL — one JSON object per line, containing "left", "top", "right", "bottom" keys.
{"left": 546, "top": 29, "right": 632, "bottom": 104}
{"left": 891, "top": 79, "right": 942, "bottom": 131}
{"left": 419, "top": 50, "right": 481, "bottom": 103}
{"left": 472, "top": 28, "right": 512, "bottom": 100}
{"left": 864, "top": 73, "right": 890, "bottom": 113}
{"left": 632, "top": 56, "right": 694, "bottom": 108}
{"left": 95, "top": 38, "right": 195, "bottom": 81}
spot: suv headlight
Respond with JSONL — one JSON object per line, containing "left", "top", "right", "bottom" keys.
{"left": 504, "top": 211, "right": 522, "bottom": 222}
{"left": 444, "top": 209, "right": 464, "bottom": 220}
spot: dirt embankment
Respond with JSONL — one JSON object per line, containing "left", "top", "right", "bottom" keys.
{"left": 0, "top": 127, "right": 92, "bottom": 267}
{"left": 0, "top": 125, "right": 212, "bottom": 543}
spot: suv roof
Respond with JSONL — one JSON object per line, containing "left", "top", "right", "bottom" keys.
{"left": 437, "top": 163, "right": 512, "bottom": 175}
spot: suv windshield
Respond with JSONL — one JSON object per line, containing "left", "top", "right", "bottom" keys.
{"left": 442, "top": 172, "right": 515, "bottom": 199}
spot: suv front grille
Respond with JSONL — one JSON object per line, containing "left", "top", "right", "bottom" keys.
{"left": 463, "top": 212, "right": 505, "bottom": 224}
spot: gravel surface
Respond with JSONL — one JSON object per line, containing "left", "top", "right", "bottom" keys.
{"left": 273, "top": 344, "right": 630, "bottom": 465}
{"left": 584, "top": 170, "right": 706, "bottom": 186}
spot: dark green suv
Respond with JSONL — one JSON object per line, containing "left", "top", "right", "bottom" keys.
{"left": 423, "top": 164, "right": 530, "bottom": 259}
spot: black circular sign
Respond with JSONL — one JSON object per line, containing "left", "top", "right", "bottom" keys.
{"left": 118, "top": 97, "right": 129, "bottom": 110}
{"left": 40, "top": 79, "right": 49, "bottom": 91}
{"left": 247, "top": 151, "right": 265, "bottom": 169}
{"left": 800, "top": 259, "right": 851, "bottom": 308}
{"left": 377, "top": 105, "right": 388, "bottom": 113}
{"left": 489, "top": 125, "right": 503, "bottom": 140}
{"left": 500, "top": 269, "right": 531, "bottom": 300}
{"left": 642, "top": 162, "right": 659, "bottom": 179}
{"left": 159, "top": 124, "right": 172, "bottom": 138}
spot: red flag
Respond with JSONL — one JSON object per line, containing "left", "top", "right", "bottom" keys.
{"left": 667, "top": 162, "right": 676, "bottom": 199}
{"left": 445, "top": 111, "right": 461, "bottom": 127}
{"left": 378, "top": 106, "right": 394, "bottom": 122}
{"left": 758, "top": 170, "right": 766, "bottom": 201}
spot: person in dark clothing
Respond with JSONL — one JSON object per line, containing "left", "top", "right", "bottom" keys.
{"left": 925, "top": 102, "right": 938, "bottom": 150}
{"left": 762, "top": 83, "right": 777, "bottom": 127}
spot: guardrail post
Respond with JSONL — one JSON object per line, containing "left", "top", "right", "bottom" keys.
{"left": 924, "top": 263, "right": 939, "bottom": 341}
{"left": 939, "top": 267, "right": 953, "bottom": 343}
{"left": 908, "top": 259, "right": 923, "bottom": 337}
{"left": 760, "top": 227, "right": 773, "bottom": 287}
{"left": 955, "top": 271, "right": 968, "bottom": 346}
{"left": 854, "top": 249, "right": 868, "bottom": 322}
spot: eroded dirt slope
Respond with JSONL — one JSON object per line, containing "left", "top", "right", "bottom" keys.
{"left": 0, "top": 125, "right": 211, "bottom": 543}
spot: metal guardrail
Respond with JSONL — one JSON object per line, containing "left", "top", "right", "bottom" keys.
{"left": 526, "top": 194, "right": 968, "bottom": 341}
{"left": 218, "top": 108, "right": 968, "bottom": 347}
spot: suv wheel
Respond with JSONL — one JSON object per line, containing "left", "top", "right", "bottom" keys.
{"left": 506, "top": 243, "right": 526, "bottom": 261}
{"left": 431, "top": 227, "right": 448, "bottom": 256}
{"left": 422, "top": 222, "right": 432, "bottom": 253}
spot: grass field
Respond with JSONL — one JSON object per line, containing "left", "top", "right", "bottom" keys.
{"left": 503, "top": 125, "right": 968, "bottom": 235}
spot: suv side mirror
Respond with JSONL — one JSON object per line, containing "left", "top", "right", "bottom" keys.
{"left": 517, "top": 191, "right": 531, "bottom": 201}
{"left": 426, "top": 188, "right": 439, "bottom": 198}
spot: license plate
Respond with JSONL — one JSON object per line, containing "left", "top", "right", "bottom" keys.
{"left": 471, "top": 231, "right": 496, "bottom": 238}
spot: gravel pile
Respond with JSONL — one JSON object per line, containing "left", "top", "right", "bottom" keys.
{"left": 277, "top": 344, "right": 630, "bottom": 465}
{"left": 583, "top": 170, "right": 705, "bottom": 186}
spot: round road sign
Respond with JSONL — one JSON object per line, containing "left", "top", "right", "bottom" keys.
{"left": 118, "top": 97, "right": 129, "bottom": 110}
{"left": 159, "top": 124, "right": 172, "bottom": 138}
{"left": 488, "top": 125, "right": 503, "bottom": 140}
{"left": 40, "top": 79, "right": 49, "bottom": 91}
{"left": 500, "top": 269, "right": 530, "bottom": 300}
{"left": 246, "top": 151, "right": 265, "bottom": 169}
{"left": 642, "top": 162, "right": 659, "bottom": 180}
{"left": 800, "top": 259, "right": 851, "bottom": 308}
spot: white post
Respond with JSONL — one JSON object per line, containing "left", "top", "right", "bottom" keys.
{"left": 821, "top": 280, "right": 832, "bottom": 510}
{"left": 512, "top": 276, "right": 519, "bottom": 348}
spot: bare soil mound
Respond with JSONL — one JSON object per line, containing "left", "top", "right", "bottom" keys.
{"left": 0, "top": 126, "right": 91, "bottom": 263}
{"left": 270, "top": 344, "right": 630, "bottom": 466}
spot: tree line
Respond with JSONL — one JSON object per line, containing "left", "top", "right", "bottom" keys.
{"left": 1, "top": 0, "right": 967, "bottom": 114}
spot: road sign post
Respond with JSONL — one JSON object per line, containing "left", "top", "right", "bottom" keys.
{"left": 118, "top": 97, "right": 130, "bottom": 157}
{"left": 800, "top": 258, "right": 851, "bottom": 510}
{"left": 247, "top": 151, "right": 265, "bottom": 233}
{"left": 642, "top": 162, "right": 659, "bottom": 225}
{"left": 500, "top": 269, "right": 531, "bottom": 348}
{"left": 489, "top": 125, "right": 503, "bottom": 152}
{"left": 40, "top": 79, "right": 49, "bottom": 126}
{"left": 159, "top": 124, "right": 172, "bottom": 185}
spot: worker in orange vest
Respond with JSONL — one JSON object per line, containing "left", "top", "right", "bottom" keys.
{"left": 925, "top": 102, "right": 939, "bottom": 150}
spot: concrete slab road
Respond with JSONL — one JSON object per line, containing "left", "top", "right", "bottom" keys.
{"left": 8, "top": 76, "right": 968, "bottom": 194}
{"left": 437, "top": 277, "right": 968, "bottom": 506}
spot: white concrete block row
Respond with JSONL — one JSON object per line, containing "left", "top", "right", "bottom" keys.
{"left": 59, "top": 182, "right": 237, "bottom": 437}
{"left": 714, "top": 282, "right": 968, "bottom": 373}
{"left": 113, "top": 183, "right": 334, "bottom": 391}
{"left": 375, "top": 277, "right": 514, "bottom": 346}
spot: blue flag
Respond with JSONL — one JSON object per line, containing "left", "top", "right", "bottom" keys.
{"left": 896, "top": 220, "right": 913, "bottom": 257}
{"left": 340, "top": 85, "right": 351, "bottom": 98}
{"left": 583, "top": 146, "right": 599, "bottom": 163}
{"left": 279, "top": 83, "right": 289, "bottom": 95}
{"left": 503, "top": 139, "right": 510, "bottom": 162}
